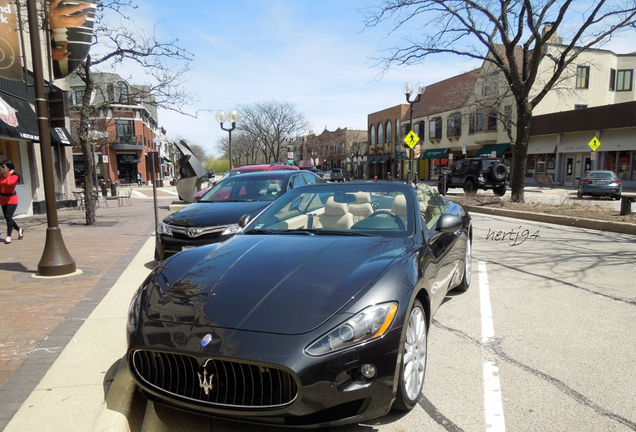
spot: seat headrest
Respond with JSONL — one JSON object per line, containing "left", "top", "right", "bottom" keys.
{"left": 325, "top": 197, "right": 348, "bottom": 216}
{"left": 391, "top": 194, "right": 407, "bottom": 215}
{"left": 353, "top": 192, "right": 371, "bottom": 204}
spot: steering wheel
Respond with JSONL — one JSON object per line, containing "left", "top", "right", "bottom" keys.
{"left": 368, "top": 210, "right": 406, "bottom": 230}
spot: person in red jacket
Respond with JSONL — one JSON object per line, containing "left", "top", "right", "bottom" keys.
{"left": 0, "top": 160, "right": 23, "bottom": 244}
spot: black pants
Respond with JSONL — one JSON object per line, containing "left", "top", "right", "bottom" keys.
{"left": 1, "top": 203, "right": 20, "bottom": 237}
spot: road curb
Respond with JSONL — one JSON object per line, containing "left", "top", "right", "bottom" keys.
{"left": 465, "top": 205, "right": 636, "bottom": 235}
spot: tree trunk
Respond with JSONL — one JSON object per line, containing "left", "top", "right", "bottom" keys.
{"left": 511, "top": 103, "right": 533, "bottom": 203}
{"left": 79, "top": 60, "right": 97, "bottom": 225}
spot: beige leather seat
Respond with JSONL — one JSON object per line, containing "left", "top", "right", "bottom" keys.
{"left": 348, "top": 192, "right": 374, "bottom": 222}
{"left": 391, "top": 194, "right": 408, "bottom": 229}
{"left": 316, "top": 197, "right": 354, "bottom": 229}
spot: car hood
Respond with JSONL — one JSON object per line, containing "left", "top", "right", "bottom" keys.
{"left": 145, "top": 235, "right": 409, "bottom": 335}
{"left": 163, "top": 202, "right": 270, "bottom": 227}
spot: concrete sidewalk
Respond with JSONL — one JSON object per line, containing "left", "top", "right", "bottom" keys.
{"left": 0, "top": 186, "right": 176, "bottom": 431}
{"left": 4, "top": 236, "right": 154, "bottom": 432}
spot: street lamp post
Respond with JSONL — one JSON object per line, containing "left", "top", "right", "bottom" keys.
{"left": 215, "top": 109, "right": 240, "bottom": 169}
{"left": 404, "top": 82, "right": 425, "bottom": 184}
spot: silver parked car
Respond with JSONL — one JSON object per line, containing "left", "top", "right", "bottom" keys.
{"left": 577, "top": 170, "right": 622, "bottom": 200}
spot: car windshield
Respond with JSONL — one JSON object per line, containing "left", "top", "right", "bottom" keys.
{"left": 200, "top": 177, "right": 282, "bottom": 202}
{"left": 243, "top": 184, "right": 415, "bottom": 238}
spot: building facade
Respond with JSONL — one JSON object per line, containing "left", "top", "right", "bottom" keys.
{"left": 297, "top": 128, "right": 367, "bottom": 178}
{"left": 367, "top": 105, "right": 410, "bottom": 180}
{"left": 68, "top": 73, "right": 161, "bottom": 186}
{"left": 369, "top": 39, "right": 636, "bottom": 185}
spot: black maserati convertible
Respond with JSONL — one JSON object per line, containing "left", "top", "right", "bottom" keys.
{"left": 127, "top": 181, "right": 472, "bottom": 427}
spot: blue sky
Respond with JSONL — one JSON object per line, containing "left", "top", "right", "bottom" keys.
{"left": 116, "top": 1, "right": 636, "bottom": 158}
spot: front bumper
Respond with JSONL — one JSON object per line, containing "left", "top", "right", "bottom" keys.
{"left": 156, "top": 233, "right": 233, "bottom": 259}
{"left": 127, "top": 320, "right": 403, "bottom": 427}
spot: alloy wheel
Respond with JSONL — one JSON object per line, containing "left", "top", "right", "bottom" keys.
{"left": 402, "top": 305, "right": 427, "bottom": 401}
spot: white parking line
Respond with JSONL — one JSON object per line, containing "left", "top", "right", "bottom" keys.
{"left": 479, "top": 261, "right": 506, "bottom": 432}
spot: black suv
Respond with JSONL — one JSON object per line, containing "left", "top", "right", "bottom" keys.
{"left": 438, "top": 157, "right": 508, "bottom": 196}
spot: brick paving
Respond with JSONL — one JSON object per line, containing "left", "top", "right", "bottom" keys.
{"left": 0, "top": 186, "right": 177, "bottom": 430}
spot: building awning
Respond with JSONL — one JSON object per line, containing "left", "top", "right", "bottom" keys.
{"left": 378, "top": 154, "right": 391, "bottom": 163}
{"left": 475, "top": 143, "right": 510, "bottom": 157}
{"left": 527, "top": 136, "right": 557, "bottom": 155}
{"left": 420, "top": 148, "right": 450, "bottom": 159}
{"left": 50, "top": 126, "right": 78, "bottom": 146}
{"left": 0, "top": 93, "right": 39, "bottom": 141}
{"left": 367, "top": 155, "right": 378, "bottom": 163}
{"left": 396, "top": 151, "right": 408, "bottom": 160}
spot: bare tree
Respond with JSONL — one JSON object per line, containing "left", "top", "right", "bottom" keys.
{"left": 237, "top": 101, "right": 309, "bottom": 164}
{"left": 216, "top": 131, "right": 261, "bottom": 167}
{"left": 74, "top": 0, "right": 196, "bottom": 224}
{"left": 364, "top": 1, "right": 636, "bottom": 202}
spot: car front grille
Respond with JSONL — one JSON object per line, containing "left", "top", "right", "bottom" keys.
{"left": 131, "top": 350, "right": 298, "bottom": 408}
{"left": 169, "top": 224, "right": 230, "bottom": 239}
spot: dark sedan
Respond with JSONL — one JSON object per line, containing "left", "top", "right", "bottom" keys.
{"left": 155, "top": 170, "right": 324, "bottom": 261}
{"left": 129, "top": 182, "right": 472, "bottom": 427}
{"left": 577, "top": 170, "right": 622, "bottom": 199}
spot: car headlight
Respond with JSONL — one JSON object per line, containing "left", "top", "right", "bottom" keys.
{"left": 157, "top": 222, "right": 173, "bottom": 236}
{"left": 222, "top": 223, "right": 241, "bottom": 236}
{"left": 306, "top": 302, "right": 398, "bottom": 356}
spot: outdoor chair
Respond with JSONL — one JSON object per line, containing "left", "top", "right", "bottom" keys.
{"left": 119, "top": 188, "right": 133, "bottom": 206}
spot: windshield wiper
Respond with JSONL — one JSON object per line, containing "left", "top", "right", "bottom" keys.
{"left": 244, "top": 229, "right": 276, "bottom": 235}
{"left": 281, "top": 228, "right": 371, "bottom": 236}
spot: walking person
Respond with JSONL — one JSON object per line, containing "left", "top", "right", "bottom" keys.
{"left": 137, "top": 172, "right": 142, "bottom": 187}
{"left": 0, "top": 160, "right": 24, "bottom": 244}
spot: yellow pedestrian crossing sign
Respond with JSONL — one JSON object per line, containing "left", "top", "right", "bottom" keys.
{"left": 588, "top": 137, "right": 601, "bottom": 151}
{"left": 404, "top": 131, "right": 420, "bottom": 149}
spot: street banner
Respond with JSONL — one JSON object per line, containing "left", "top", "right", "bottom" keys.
{"left": 49, "top": 0, "right": 96, "bottom": 79}
{"left": 0, "top": 1, "right": 22, "bottom": 80}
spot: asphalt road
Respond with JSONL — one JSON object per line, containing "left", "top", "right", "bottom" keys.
{"left": 133, "top": 212, "right": 636, "bottom": 432}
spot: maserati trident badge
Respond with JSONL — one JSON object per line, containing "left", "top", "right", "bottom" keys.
{"left": 197, "top": 367, "right": 214, "bottom": 395}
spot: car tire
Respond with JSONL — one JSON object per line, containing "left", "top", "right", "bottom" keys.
{"left": 614, "top": 194, "right": 621, "bottom": 200}
{"left": 463, "top": 180, "right": 476, "bottom": 194}
{"left": 455, "top": 236, "right": 472, "bottom": 292}
{"left": 491, "top": 163, "right": 507, "bottom": 181}
{"left": 393, "top": 299, "right": 427, "bottom": 411}
{"left": 493, "top": 185, "right": 506, "bottom": 197}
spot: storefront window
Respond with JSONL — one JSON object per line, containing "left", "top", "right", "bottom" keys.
{"left": 605, "top": 152, "right": 616, "bottom": 172}
{"left": 617, "top": 151, "right": 631, "bottom": 180}
{"left": 526, "top": 154, "right": 536, "bottom": 177}
{"left": 546, "top": 154, "right": 556, "bottom": 176}
{"left": 632, "top": 151, "right": 636, "bottom": 180}
{"left": 536, "top": 155, "right": 546, "bottom": 174}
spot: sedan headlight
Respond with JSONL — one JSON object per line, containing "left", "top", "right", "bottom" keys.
{"left": 306, "top": 303, "right": 398, "bottom": 356}
{"left": 157, "top": 221, "right": 173, "bottom": 236}
{"left": 222, "top": 223, "right": 241, "bottom": 236}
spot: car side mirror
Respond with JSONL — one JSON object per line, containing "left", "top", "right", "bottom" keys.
{"left": 238, "top": 214, "right": 252, "bottom": 228}
{"left": 436, "top": 213, "right": 463, "bottom": 233}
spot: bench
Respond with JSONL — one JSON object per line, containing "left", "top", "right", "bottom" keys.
{"left": 534, "top": 174, "right": 559, "bottom": 189}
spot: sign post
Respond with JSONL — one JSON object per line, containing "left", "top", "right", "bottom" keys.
{"left": 403, "top": 130, "right": 420, "bottom": 184}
